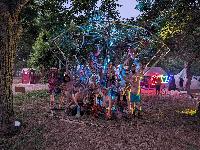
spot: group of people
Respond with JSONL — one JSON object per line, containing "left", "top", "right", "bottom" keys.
{"left": 48, "top": 62, "right": 144, "bottom": 119}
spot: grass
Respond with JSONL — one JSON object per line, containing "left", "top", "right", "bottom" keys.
{"left": 1, "top": 90, "right": 50, "bottom": 150}
{"left": 14, "top": 90, "right": 49, "bottom": 104}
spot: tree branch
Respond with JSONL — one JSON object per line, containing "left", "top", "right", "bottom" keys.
{"left": 15, "top": 0, "right": 30, "bottom": 13}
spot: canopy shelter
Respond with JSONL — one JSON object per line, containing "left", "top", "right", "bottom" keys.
{"left": 141, "top": 67, "right": 168, "bottom": 89}
{"left": 174, "top": 69, "right": 200, "bottom": 90}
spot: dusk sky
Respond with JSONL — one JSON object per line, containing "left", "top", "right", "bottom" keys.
{"left": 117, "top": 0, "right": 141, "bottom": 19}
{"left": 66, "top": 0, "right": 141, "bottom": 19}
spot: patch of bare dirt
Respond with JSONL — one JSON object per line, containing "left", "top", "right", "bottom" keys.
{"left": 12, "top": 83, "right": 48, "bottom": 95}
{"left": 1, "top": 94, "right": 200, "bottom": 150}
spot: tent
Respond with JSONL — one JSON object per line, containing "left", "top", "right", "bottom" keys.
{"left": 143, "top": 67, "right": 167, "bottom": 76}
{"left": 174, "top": 68, "right": 200, "bottom": 90}
{"left": 141, "top": 67, "right": 168, "bottom": 88}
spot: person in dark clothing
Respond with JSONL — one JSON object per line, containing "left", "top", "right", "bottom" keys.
{"left": 155, "top": 76, "right": 162, "bottom": 95}
{"left": 168, "top": 75, "right": 176, "bottom": 91}
{"left": 179, "top": 77, "right": 184, "bottom": 90}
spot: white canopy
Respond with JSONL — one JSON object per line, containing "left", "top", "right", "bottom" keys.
{"left": 174, "top": 69, "right": 200, "bottom": 90}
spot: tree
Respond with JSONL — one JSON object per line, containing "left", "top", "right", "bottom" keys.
{"left": 28, "top": 31, "right": 54, "bottom": 68}
{"left": 28, "top": 0, "right": 122, "bottom": 70}
{"left": 0, "top": 0, "right": 30, "bottom": 134}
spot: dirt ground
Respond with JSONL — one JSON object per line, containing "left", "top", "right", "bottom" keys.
{"left": 1, "top": 91, "right": 200, "bottom": 150}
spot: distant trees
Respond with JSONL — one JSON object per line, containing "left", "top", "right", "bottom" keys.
{"left": 136, "top": 0, "right": 200, "bottom": 93}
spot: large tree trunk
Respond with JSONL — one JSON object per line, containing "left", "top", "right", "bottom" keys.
{"left": 197, "top": 102, "right": 200, "bottom": 118}
{"left": 0, "top": 1, "right": 29, "bottom": 135}
{"left": 184, "top": 61, "right": 193, "bottom": 96}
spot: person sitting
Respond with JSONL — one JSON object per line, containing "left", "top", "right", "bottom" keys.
{"left": 59, "top": 74, "right": 74, "bottom": 109}
{"left": 73, "top": 84, "right": 89, "bottom": 117}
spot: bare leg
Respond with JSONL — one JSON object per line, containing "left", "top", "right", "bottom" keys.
{"left": 137, "top": 102, "right": 142, "bottom": 117}
{"left": 50, "top": 94, "right": 55, "bottom": 109}
{"left": 74, "top": 93, "right": 79, "bottom": 106}
{"left": 59, "top": 92, "right": 65, "bottom": 109}
{"left": 102, "top": 96, "right": 106, "bottom": 108}
{"left": 127, "top": 92, "right": 132, "bottom": 114}
{"left": 131, "top": 102, "right": 136, "bottom": 115}
{"left": 107, "top": 98, "right": 112, "bottom": 118}
{"left": 66, "top": 93, "right": 75, "bottom": 108}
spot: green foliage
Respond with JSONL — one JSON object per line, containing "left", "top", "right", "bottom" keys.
{"left": 28, "top": 31, "right": 54, "bottom": 68}
{"left": 16, "top": 0, "right": 41, "bottom": 70}
{"left": 136, "top": 0, "right": 153, "bottom": 12}
{"left": 69, "top": 0, "right": 99, "bottom": 15}
{"left": 158, "top": 52, "right": 200, "bottom": 75}
{"left": 14, "top": 90, "right": 49, "bottom": 106}
{"left": 99, "top": 0, "right": 121, "bottom": 20}
{"left": 17, "top": 0, "right": 69, "bottom": 70}
{"left": 51, "top": 9, "right": 171, "bottom": 68}
{"left": 158, "top": 54, "right": 184, "bottom": 74}
{"left": 136, "top": 0, "right": 200, "bottom": 72}
{"left": 22, "top": 0, "right": 122, "bottom": 69}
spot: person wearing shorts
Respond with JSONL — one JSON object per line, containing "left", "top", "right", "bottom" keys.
{"left": 130, "top": 93, "right": 141, "bottom": 103}
{"left": 125, "top": 71, "right": 142, "bottom": 115}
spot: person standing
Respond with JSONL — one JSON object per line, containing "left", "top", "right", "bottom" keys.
{"left": 168, "top": 75, "right": 176, "bottom": 91}
{"left": 124, "top": 71, "right": 142, "bottom": 117}
{"left": 179, "top": 77, "right": 184, "bottom": 90}
{"left": 48, "top": 68, "right": 58, "bottom": 109}
{"left": 155, "top": 76, "right": 162, "bottom": 95}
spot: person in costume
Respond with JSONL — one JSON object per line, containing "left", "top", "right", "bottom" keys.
{"left": 124, "top": 67, "right": 143, "bottom": 116}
